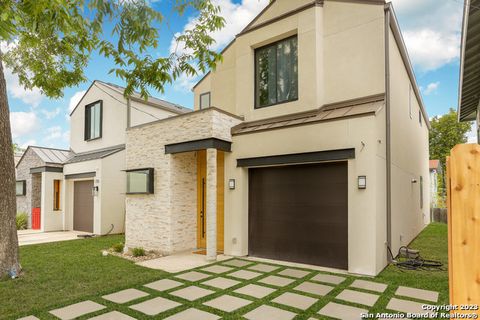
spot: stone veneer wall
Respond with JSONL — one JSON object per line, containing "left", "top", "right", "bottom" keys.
{"left": 125, "top": 108, "right": 242, "bottom": 254}
{"left": 15, "top": 148, "right": 44, "bottom": 227}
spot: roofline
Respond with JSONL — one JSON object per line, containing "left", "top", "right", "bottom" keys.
{"left": 386, "top": 3, "right": 431, "bottom": 129}
{"left": 458, "top": 0, "right": 472, "bottom": 122}
{"left": 15, "top": 145, "right": 70, "bottom": 169}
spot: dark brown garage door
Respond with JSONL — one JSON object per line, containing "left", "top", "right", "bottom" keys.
{"left": 249, "top": 162, "right": 348, "bottom": 269}
{"left": 74, "top": 180, "right": 94, "bottom": 233}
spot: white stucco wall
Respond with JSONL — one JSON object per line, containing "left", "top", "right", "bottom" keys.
{"left": 41, "top": 172, "right": 64, "bottom": 232}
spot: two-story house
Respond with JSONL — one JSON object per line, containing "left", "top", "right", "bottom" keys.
{"left": 124, "top": 0, "right": 430, "bottom": 276}
{"left": 16, "top": 80, "right": 189, "bottom": 233}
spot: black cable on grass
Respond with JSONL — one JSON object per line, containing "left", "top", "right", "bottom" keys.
{"left": 388, "top": 245, "right": 444, "bottom": 271}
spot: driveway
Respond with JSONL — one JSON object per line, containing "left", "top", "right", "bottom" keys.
{"left": 18, "top": 230, "right": 91, "bottom": 246}
{"left": 29, "top": 258, "right": 440, "bottom": 320}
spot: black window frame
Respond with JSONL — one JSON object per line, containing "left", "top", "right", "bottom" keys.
{"left": 126, "top": 168, "right": 154, "bottom": 194}
{"left": 16, "top": 180, "right": 26, "bottom": 196}
{"left": 84, "top": 100, "right": 103, "bottom": 141}
{"left": 199, "top": 92, "right": 211, "bottom": 109}
{"left": 254, "top": 35, "right": 298, "bottom": 109}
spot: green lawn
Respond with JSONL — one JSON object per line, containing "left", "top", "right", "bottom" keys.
{"left": 1, "top": 235, "right": 166, "bottom": 320}
{"left": 1, "top": 223, "right": 448, "bottom": 319}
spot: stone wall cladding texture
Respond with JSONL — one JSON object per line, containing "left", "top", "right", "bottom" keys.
{"left": 15, "top": 149, "right": 45, "bottom": 226}
{"left": 125, "top": 109, "right": 242, "bottom": 254}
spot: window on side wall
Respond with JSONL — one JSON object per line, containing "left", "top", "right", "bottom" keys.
{"left": 420, "top": 176, "right": 423, "bottom": 209}
{"left": 255, "top": 35, "right": 298, "bottom": 109}
{"left": 16, "top": 180, "right": 26, "bottom": 196}
{"left": 409, "top": 84, "right": 413, "bottom": 119}
{"left": 200, "top": 92, "right": 211, "bottom": 109}
{"left": 85, "top": 100, "right": 102, "bottom": 141}
{"left": 126, "top": 168, "right": 154, "bottom": 194}
{"left": 53, "top": 180, "right": 61, "bottom": 211}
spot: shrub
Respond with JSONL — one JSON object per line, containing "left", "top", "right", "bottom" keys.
{"left": 132, "top": 247, "right": 145, "bottom": 257}
{"left": 112, "top": 242, "right": 124, "bottom": 253}
{"left": 16, "top": 213, "right": 28, "bottom": 230}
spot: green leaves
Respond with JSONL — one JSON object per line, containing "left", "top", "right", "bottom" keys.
{"left": 1, "top": 0, "right": 226, "bottom": 99}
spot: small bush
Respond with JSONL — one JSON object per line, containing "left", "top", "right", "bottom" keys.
{"left": 16, "top": 213, "right": 28, "bottom": 230}
{"left": 112, "top": 242, "right": 124, "bottom": 253}
{"left": 132, "top": 247, "right": 145, "bottom": 257}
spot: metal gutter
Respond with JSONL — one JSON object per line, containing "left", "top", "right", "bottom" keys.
{"left": 385, "top": 3, "right": 392, "bottom": 262}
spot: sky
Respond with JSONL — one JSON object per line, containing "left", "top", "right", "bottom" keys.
{"left": 4, "top": 0, "right": 471, "bottom": 149}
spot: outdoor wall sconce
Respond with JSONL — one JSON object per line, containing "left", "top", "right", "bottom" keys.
{"left": 411, "top": 178, "right": 418, "bottom": 183}
{"left": 92, "top": 186, "right": 99, "bottom": 196}
{"left": 358, "top": 176, "right": 367, "bottom": 189}
{"left": 229, "top": 179, "right": 236, "bottom": 190}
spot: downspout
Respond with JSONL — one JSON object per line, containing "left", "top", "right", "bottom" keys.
{"left": 384, "top": 4, "right": 392, "bottom": 262}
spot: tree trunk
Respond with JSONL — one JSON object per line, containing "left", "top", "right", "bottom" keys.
{"left": 0, "top": 53, "right": 21, "bottom": 278}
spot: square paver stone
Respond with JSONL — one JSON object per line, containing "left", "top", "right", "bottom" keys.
{"left": 258, "top": 275, "right": 295, "bottom": 287}
{"left": 222, "top": 259, "right": 253, "bottom": 267}
{"left": 311, "top": 273, "right": 346, "bottom": 285}
{"left": 395, "top": 286, "right": 439, "bottom": 302}
{"left": 318, "top": 302, "right": 368, "bottom": 320}
{"left": 386, "top": 297, "right": 435, "bottom": 316}
{"left": 201, "top": 265, "right": 234, "bottom": 274}
{"left": 170, "top": 286, "right": 215, "bottom": 301}
{"left": 244, "top": 305, "right": 296, "bottom": 320}
{"left": 234, "top": 284, "right": 276, "bottom": 298}
{"left": 164, "top": 308, "right": 220, "bottom": 320}
{"left": 248, "top": 263, "right": 280, "bottom": 273}
{"left": 175, "top": 271, "right": 211, "bottom": 282}
{"left": 228, "top": 269, "right": 263, "bottom": 280}
{"left": 17, "top": 317, "right": 39, "bottom": 320}
{"left": 278, "top": 268, "right": 311, "bottom": 279}
{"left": 294, "top": 282, "right": 334, "bottom": 296}
{"left": 350, "top": 279, "right": 388, "bottom": 293}
{"left": 50, "top": 301, "right": 106, "bottom": 320}
{"left": 144, "top": 279, "right": 183, "bottom": 292}
{"left": 336, "top": 289, "right": 379, "bottom": 307}
{"left": 129, "top": 297, "right": 180, "bottom": 316}
{"left": 202, "top": 277, "right": 241, "bottom": 289}
{"left": 102, "top": 288, "right": 149, "bottom": 304}
{"left": 273, "top": 292, "right": 317, "bottom": 310}
{"left": 204, "top": 294, "right": 252, "bottom": 312}
{"left": 89, "top": 311, "right": 136, "bottom": 320}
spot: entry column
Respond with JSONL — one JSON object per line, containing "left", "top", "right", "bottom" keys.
{"left": 206, "top": 148, "right": 217, "bottom": 261}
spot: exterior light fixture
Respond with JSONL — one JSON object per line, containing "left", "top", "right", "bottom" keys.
{"left": 92, "top": 186, "right": 99, "bottom": 196}
{"left": 358, "top": 176, "right": 367, "bottom": 189}
{"left": 411, "top": 178, "right": 418, "bottom": 183}
{"left": 229, "top": 179, "right": 236, "bottom": 190}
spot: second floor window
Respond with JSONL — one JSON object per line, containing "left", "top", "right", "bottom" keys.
{"left": 255, "top": 35, "right": 298, "bottom": 108}
{"left": 85, "top": 100, "right": 102, "bottom": 140}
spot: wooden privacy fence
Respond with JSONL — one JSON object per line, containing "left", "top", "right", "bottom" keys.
{"left": 447, "top": 144, "right": 480, "bottom": 313}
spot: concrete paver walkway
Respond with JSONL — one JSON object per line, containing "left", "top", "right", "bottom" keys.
{"left": 34, "top": 258, "right": 441, "bottom": 320}
{"left": 18, "top": 230, "right": 91, "bottom": 246}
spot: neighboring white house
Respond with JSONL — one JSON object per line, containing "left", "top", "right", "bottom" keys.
{"left": 124, "top": 0, "right": 430, "bottom": 276}
{"left": 16, "top": 80, "right": 190, "bottom": 233}
{"left": 429, "top": 159, "right": 441, "bottom": 208}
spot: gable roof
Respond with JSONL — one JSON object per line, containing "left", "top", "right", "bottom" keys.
{"left": 65, "top": 144, "right": 125, "bottom": 164}
{"left": 69, "top": 80, "right": 191, "bottom": 117}
{"left": 16, "top": 146, "right": 70, "bottom": 168}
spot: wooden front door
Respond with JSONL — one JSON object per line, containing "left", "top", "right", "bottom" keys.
{"left": 196, "top": 150, "right": 224, "bottom": 252}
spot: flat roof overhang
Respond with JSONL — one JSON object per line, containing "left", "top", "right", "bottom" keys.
{"left": 165, "top": 138, "right": 232, "bottom": 154}
{"left": 459, "top": 0, "right": 480, "bottom": 122}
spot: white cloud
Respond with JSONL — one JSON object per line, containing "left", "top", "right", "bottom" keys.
{"left": 467, "top": 122, "right": 477, "bottom": 143}
{"left": 10, "top": 111, "right": 41, "bottom": 139}
{"left": 69, "top": 90, "right": 86, "bottom": 112}
{"left": 170, "top": 0, "right": 269, "bottom": 55}
{"left": 388, "top": 0, "right": 463, "bottom": 72}
{"left": 422, "top": 81, "right": 440, "bottom": 95}
{"left": 41, "top": 107, "right": 61, "bottom": 119}
{"left": 62, "top": 130, "right": 70, "bottom": 142}
{"left": 173, "top": 73, "right": 200, "bottom": 92}
{"left": 44, "top": 126, "right": 63, "bottom": 141}
{"left": 3, "top": 67, "right": 44, "bottom": 107}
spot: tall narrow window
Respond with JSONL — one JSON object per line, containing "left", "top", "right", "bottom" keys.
{"left": 53, "top": 180, "right": 61, "bottom": 211}
{"left": 200, "top": 92, "right": 211, "bottom": 109}
{"left": 409, "top": 84, "right": 412, "bottom": 119}
{"left": 16, "top": 180, "right": 26, "bottom": 196}
{"left": 420, "top": 176, "right": 423, "bottom": 209}
{"left": 85, "top": 100, "right": 102, "bottom": 140}
{"left": 255, "top": 35, "right": 298, "bottom": 108}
